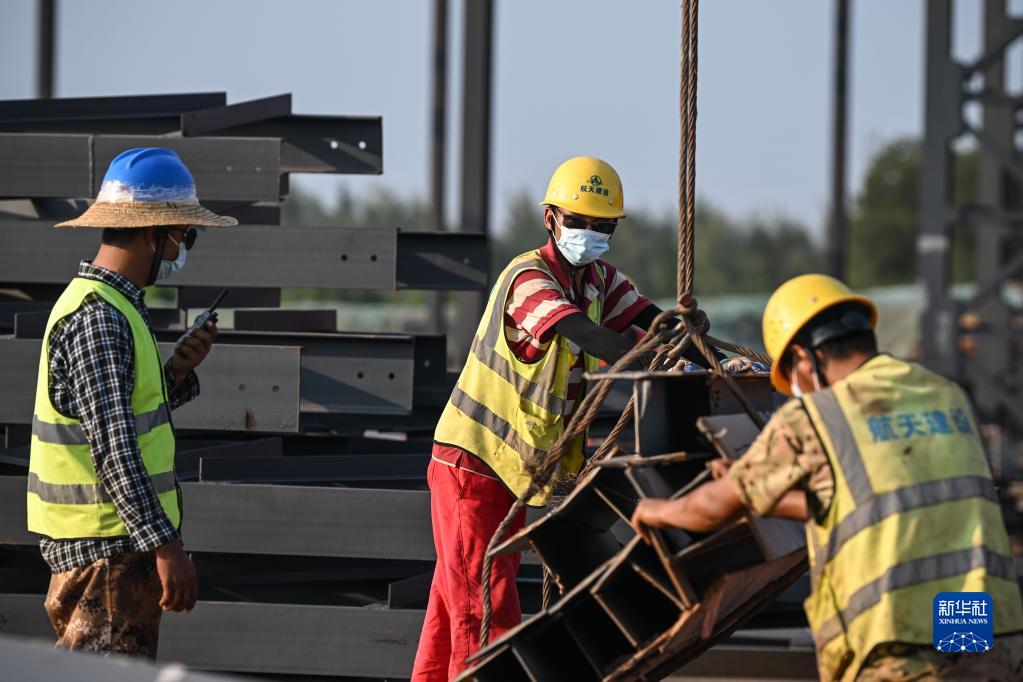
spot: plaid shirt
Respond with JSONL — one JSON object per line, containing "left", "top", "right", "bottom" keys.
{"left": 39, "top": 261, "right": 200, "bottom": 573}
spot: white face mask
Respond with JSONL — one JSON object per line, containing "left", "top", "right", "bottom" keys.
{"left": 154, "top": 235, "right": 187, "bottom": 281}
{"left": 554, "top": 221, "right": 610, "bottom": 266}
{"left": 790, "top": 353, "right": 823, "bottom": 398}
{"left": 790, "top": 366, "right": 804, "bottom": 398}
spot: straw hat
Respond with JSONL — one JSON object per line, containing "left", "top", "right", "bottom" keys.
{"left": 56, "top": 147, "right": 238, "bottom": 229}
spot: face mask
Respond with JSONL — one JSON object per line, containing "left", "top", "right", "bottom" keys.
{"left": 790, "top": 366, "right": 804, "bottom": 398}
{"left": 154, "top": 235, "right": 187, "bottom": 281}
{"left": 554, "top": 221, "right": 610, "bottom": 266}
{"left": 790, "top": 350, "right": 824, "bottom": 398}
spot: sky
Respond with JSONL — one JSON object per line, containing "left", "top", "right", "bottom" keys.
{"left": 0, "top": 0, "right": 988, "bottom": 237}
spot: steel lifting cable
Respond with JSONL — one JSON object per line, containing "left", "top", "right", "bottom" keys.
{"left": 677, "top": 0, "right": 699, "bottom": 306}
{"left": 478, "top": 0, "right": 769, "bottom": 650}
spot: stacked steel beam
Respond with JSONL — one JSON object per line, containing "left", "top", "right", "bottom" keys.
{"left": 0, "top": 92, "right": 490, "bottom": 679}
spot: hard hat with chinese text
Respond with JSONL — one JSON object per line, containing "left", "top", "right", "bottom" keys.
{"left": 540, "top": 156, "right": 626, "bottom": 219}
{"left": 762, "top": 274, "right": 877, "bottom": 395}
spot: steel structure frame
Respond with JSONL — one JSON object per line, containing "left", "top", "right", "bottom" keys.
{"left": 920, "top": 0, "right": 1023, "bottom": 460}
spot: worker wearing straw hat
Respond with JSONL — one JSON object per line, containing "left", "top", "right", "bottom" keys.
{"left": 28, "top": 147, "right": 237, "bottom": 658}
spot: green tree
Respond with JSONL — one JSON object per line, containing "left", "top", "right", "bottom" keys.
{"left": 848, "top": 137, "right": 976, "bottom": 287}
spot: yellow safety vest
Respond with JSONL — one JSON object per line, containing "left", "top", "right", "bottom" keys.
{"left": 434, "top": 251, "right": 604, "bottom": 506}
{"left": 27, "top": 277, "right": 180, "bottom": 539}
{"left": 799, "top": 354, "right": 1023, "bottom": 681}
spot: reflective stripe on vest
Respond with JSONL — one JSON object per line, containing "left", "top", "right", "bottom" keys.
{"left": 27, "top": 277, "right": 179, "bottom": 539}
{"left": 32, "top": 407, "right": 170, "bottom": 446}
{"left": 434, "top": 251, "right": 604, "bottom": 506}
{"left": 27, "top": 470, "right": 177, "bottom": 505}
{"left": 798, "top": 355, "right": 1023, "bottom": 682}
{"left": 468, "top": 336, "right": 566, "bottom": 416}
{"left": 448, "top": 386, "right": 546, "bottom": 466}
{"left": 815, "top": 545, "right": 1018, "bottom": 645}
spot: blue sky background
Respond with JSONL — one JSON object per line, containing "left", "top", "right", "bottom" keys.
{"left": 0, "top": 1, "right": 987, "bottom": 236}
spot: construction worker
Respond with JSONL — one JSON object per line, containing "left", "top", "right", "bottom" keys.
{"left": 631, "top": 274, "right": 1023, "bottom": 681}
{"left": 28, "top": 147, "right": 237, "bottom": 658}
{"left": 412, "top": 156, "right": 714, "bottom": 680}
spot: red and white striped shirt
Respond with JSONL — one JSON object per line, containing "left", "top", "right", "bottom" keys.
{"left": 503, "top": 240, "right": 651, "bottom": 417}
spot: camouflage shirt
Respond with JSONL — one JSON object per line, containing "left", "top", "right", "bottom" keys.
{"left": 727, "top": 397, "right": 835, "bottom": 522}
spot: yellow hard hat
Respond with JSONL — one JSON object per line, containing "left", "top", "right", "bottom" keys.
{"left": 762, "top": 274, "right": 877, "bottom": 395}
{"left": 540, "top": 156, "right": 626, "bottom": 219}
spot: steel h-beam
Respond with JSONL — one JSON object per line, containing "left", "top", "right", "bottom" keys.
{"left": 0, "top": 220, "right": 488, "bottom": 291}
{"left": 451, "top": 0, "right": 494, "bottom": 361}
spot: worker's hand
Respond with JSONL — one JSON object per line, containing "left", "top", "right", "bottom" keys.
{"left": 674, "top": 297, "right": 710, "bottom": 337}
{"left": 630, "top": 498, "right": 672, "bottom": 545}
{"left": 171, "top": 320, "right": 218, "bottom": 386}
{"left": 154, "top": 539, "right": 198, "bottom": 612}
{"left": 707, "top": 457, "right": 733, "bottom": 479}
{"left": 688, "top": 297, "right": 711, "bottom": 336}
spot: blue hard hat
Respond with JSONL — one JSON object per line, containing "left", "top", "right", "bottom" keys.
{"left": 56, "top": 146, "right": 238, "bottom": 228}
{"left": 97, "top": 147, "right": 198, "bottom": 203}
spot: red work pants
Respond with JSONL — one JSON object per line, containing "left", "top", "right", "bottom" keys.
{"left": 411, "top": 449, "right": 526, "bottom": 681}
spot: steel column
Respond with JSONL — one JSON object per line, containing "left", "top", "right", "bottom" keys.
{"left": 919, "top": 0, "right": 959, "bottom": 374}
{"left": 828, "top": 0, "right": 850, "bottom": 280}
{"left": 35, "top": 0, "right": 55, "bottom": 99}
{"left": 428, "top": 0, "right": 450, "bottom": 334}
{"left": 451, "top": 0, "right": 494, "bottom": 361}
{"left": 972, "top": 0, "right": 1014, "bottom": 419}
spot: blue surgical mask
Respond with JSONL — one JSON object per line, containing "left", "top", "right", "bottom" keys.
{"left": 154, "top": 235, "right": 188, "bottom": 281}
{"left": 554, "top": 221, "right": 610, "bottom": 266}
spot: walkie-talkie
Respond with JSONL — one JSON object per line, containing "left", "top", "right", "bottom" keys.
{"left": 175, "top": 288, "right": 229, "bottom": 354}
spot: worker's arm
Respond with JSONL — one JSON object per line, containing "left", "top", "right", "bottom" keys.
{"left": 631, "top": 303, "right": 724, "bottom": 369}
{"left": 553, "top": 300, "right": 719, "bottom": 368}
{"left": 629, "top": 481, "right": 809, "bottom": 544}
{"left": 773, "top": 489, "right": 810, "bottom": 522}
{"left": 553, "top": 312, "right": 638, "bottom": 365}
{"left": 630, "top": 477, "right": 745, "bottom": 539}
